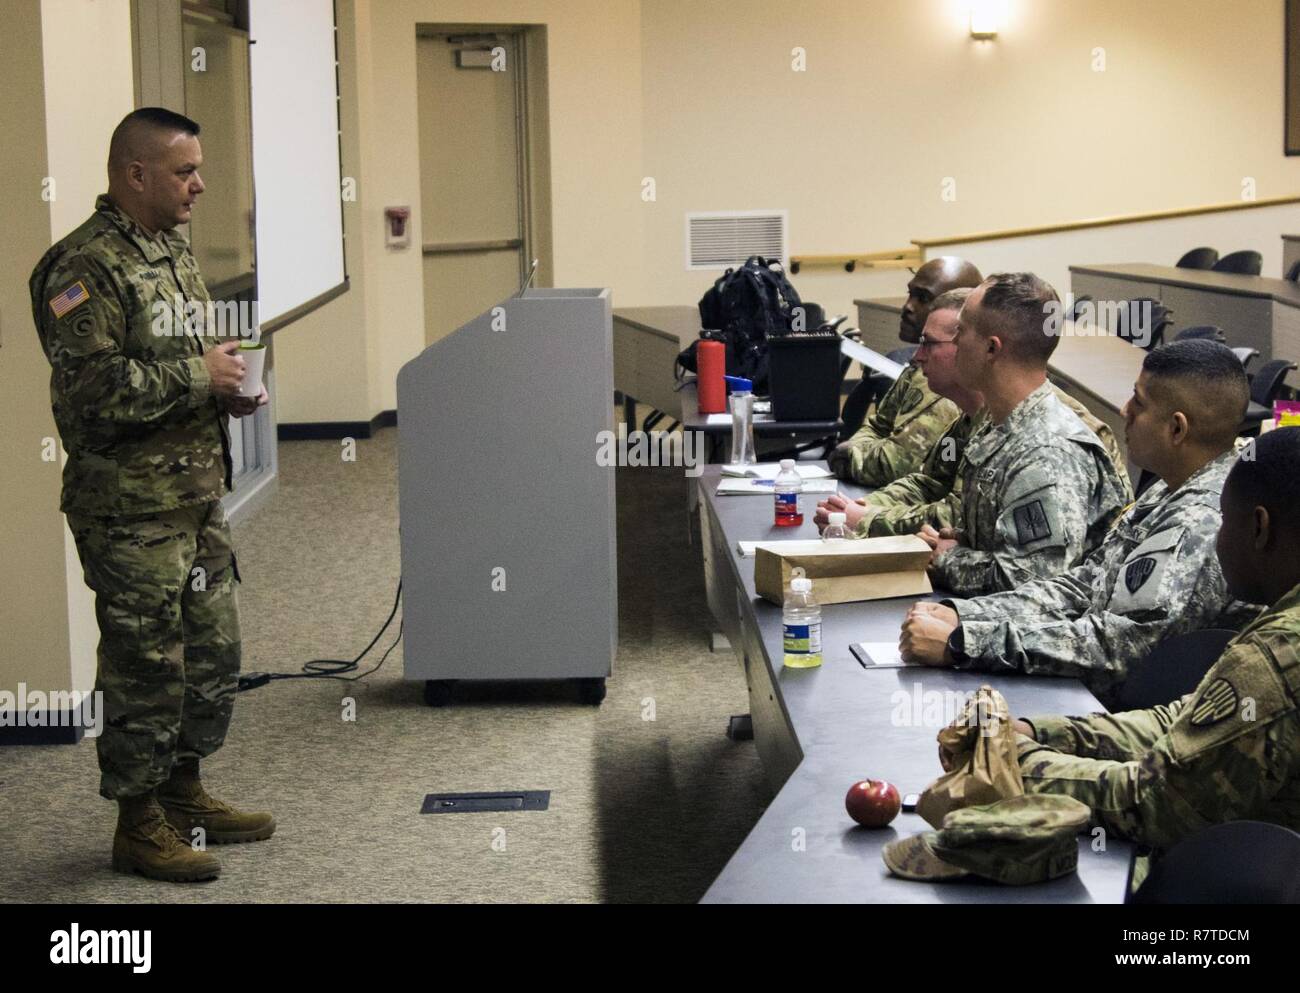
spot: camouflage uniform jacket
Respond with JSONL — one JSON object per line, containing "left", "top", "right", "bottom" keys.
{"left": 857, "top": 385, "right": 1130, "bottom": 539}
{"left": 859, "top": 409, "right": 979, "bottom": 537}
{"left": 837, "top": 363, "right": 960, "bottom": 486}
{"left": 30, "top": 195, "right": 230, "bottom": 516}
{"left": 948, "top": 450, "right": 1261, "bottom": 707}
{"left": 1020, "top": 580, "right": 1300, "bottom": 850}
{"left": 931, "top": 381, "right": 1129, "bottom": 595}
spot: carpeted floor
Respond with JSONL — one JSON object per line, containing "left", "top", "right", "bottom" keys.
{"left": 0, "top": 424, "right": 770, "bottom": 903}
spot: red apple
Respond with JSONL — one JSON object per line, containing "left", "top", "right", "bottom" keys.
{"left": 845, "top": 779, "right": 901, "bottom": 828}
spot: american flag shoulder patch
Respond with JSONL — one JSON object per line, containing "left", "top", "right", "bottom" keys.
{"left": 49, "top": 280, "right": 90, "bottom": 319}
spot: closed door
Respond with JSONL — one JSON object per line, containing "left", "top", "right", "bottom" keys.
{"left": 417, "top": 33, "right": 529, "bottom": 347}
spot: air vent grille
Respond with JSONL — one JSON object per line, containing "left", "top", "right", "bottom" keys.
{"left": 686, "top": 210, "right": 788, "bottom": 270}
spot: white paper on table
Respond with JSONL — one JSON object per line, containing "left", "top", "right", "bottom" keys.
{"left": 840, "top": 338, "right": 905, "bottom": 379}
{"left": 736, "top": 540, "right": 798, "bottom": 557}
{"left": 721, "top": 463, "right": 834, "bottom": 480}
{"left": 705, "top": 413, "right": 733, "bottom": 426}
{"left": 716, "top": 478, "right": 839, "bottom": 496}
{"left": 850, "top": 641, "right": 921, "bottom": 668}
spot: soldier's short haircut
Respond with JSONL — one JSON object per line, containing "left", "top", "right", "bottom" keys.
{"left": 109, "top": 108, "right": 201, "bottom": 171}
{"left": 1226, "top": 427, "right": 1300, "bottom": 529}
{"left": 973, "top": 273, "right": 1062, "bottom": 366}
{"left": 1142, "top": 339, "right": 1250, "bottom": 447}
{"left": 930, "top": 288, "right": 972, "bottom": 314}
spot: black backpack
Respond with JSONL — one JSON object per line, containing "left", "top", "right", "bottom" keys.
{"left": 677, "top": 256, "right": 803, "bottom": 391}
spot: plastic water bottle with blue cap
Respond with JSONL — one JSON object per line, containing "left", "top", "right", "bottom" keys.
{"left": 725, "top": 375, "right": 756, "bottom": 465}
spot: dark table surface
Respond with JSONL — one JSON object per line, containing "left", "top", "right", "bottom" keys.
{"left": 679, "top": 381, "right": 842, "bottom": 437}
{"left": 697, "top": 465, "right": 1134, "bottom": 903}
{"left": 1070, "top": 262, "right": 1300, "bottom": 308}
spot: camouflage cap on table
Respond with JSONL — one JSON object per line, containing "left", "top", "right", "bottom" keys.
{"left": 882, "top": 794, "right": 1091, "bottom": 885}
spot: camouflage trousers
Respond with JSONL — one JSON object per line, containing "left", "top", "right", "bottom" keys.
{"left": 66, "top": 500, "right": 241, "bottom": 800}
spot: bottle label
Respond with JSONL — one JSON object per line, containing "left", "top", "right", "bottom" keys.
{"left": 775, "top": 492, "right": 799, "bottom": 515}
{"left": 783, "top": 622, "right": 821, "bottom": 655}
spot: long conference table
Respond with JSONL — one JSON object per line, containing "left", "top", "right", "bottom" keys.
{"left": 1069, "top": 262, "right": 1300, "bottom": 365}
{"left": 697, "top": 464, "right": 1133, "bottom": 903}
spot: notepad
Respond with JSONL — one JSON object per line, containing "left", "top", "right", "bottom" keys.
{"left": 721, "top": 463, "right": 834, "bottom": 480}
{"left": 716, "top": 478, "right": 839, "bottom": 496}
{"left": 850, "top": 641, "right": 921, "bottom": 669}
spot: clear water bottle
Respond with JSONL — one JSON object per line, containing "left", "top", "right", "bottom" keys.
{"left": 726, "top": 376, "right": 757, "bottom": 465}
{"left": 822, "top": 511, "right": 851, "bottom": 541}
{"left": 774, "top": 458, "right": 803, "bottom": 527}
{"left": 783, "top": 570, "right": 822, "bottom": 669}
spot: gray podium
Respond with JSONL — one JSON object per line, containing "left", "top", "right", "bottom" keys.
{"left": 397, "top": 288, "right": 617, "bottom": 705}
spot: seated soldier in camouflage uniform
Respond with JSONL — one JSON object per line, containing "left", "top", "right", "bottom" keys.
{"left": 899, "top": 340, "right": 1261, "bottom": 709}
{"left": 827, "top": 257, "right": 981, "bottom": 486}
{"left": 815, "top": 290, "right": 1130, "bottom": 538}
{"left": 916, "top": 273, "right": 1129, "bottom": 596}
{"left": 1009, "top": 427, "right": 1300, "bottom": 853}
{"left": 29, "top": 109, "right": 273, "bottom": 882}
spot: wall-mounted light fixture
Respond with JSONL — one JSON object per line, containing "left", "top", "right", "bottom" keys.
{"left": 970, "top": 0, "right": 1000, "bottom": 39}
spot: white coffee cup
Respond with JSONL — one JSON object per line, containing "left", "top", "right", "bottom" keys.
{"left": 237, "top": 341, "right": 267, "bottom": 397}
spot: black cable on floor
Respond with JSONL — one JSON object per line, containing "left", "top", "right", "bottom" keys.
{"left": 237, "top": 581, "right": 402, "bottom": 692}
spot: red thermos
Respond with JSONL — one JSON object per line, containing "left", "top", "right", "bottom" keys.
{"left": 697, "top": 340, "right": 726, "bottom": 413}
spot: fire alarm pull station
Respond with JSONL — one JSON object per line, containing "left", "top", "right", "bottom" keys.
{"left": 385, "top": 206, "right": 411, "bottom": 248}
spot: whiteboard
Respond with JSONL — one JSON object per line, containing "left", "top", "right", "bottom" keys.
{"left": 248, "top": 0, "right": 346, "bottom": 325}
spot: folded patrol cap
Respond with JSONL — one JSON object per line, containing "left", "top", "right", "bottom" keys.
{"left": 882, "top": 794, "right": 1091, "bottom": 885}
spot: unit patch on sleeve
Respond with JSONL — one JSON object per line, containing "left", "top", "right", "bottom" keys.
{"left": 1125, "top": 556, "right": 1157, "bottom": 594}
{"left": 1013, "top": 500, "right": 1052, "bottom": 545}
{"left": 1190, "top": 678, "right": 1239, "bottom": 727}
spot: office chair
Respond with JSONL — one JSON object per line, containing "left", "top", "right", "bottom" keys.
{"left": 1212, "top": 250, "right": 1263, "bottom": 276}
{"left": 1116, "top": 628, "right": 1236, "bottom": 712}
{"left": 1232, "top": 347, "right": 1259, "bottom": 371}
{"left": 1114, "top": 298, "right": 1173, "bottom": 350}
{"left": 839, "top": 377, "right": 875, "bottom": 439}
{"left": 1240, "top": 358, "right": 1297, "bottom": 435}
{"left": 1173, "top": 325, "right": 1226, "bottom": 343}
{"left": 855, "top": 345, "right": 919, "bottom": 421}
{"left": 1130, "top": 821, "right": 1300, "bottom": 904}
{"left": 1175, "top": 246, "right": 1219, "bottom": 270}
{"left": 1133, "top": 469, "right": 1160, "bottom": 499}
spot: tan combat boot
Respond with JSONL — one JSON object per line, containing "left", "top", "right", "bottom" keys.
{"left": 158, "top": 761, "right": 276, "bottom": 844}
{"left": 112, "top": 793, "right": 222, "bottom": 882}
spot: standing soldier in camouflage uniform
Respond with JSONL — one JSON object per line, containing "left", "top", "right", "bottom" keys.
{"left": 29, "top": 108, "right": 274, "bottom": 882}
{"left": 816, "top": 291, "right": 1130, "bottom": 539}
{"left": 827, "top": 257, "right": 982, "bottom": 485}
{"left": 1011, "top": 427, "right": 1300, "bottom": 852}
{"left": 920, "top": 273, "right": 1129, "bottom": 595}
{"left": 899, "top": 340, "right": 1261, "bottom": 708}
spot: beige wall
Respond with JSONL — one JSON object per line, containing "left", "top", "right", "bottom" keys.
{"left": 277, "top": 0, "right": 646, "bottom": 423}
{"left": 640, "top": 0, "right": 1300, "bottom": 321}
{"left": 40, "top": 0, "right": 137, "bottom": 694}
{"left": 42, "top": 0, "right": 136, "bottom": 239}
{"left": 0, "top": 0, "right": 132, "bottom": 699}
{"left": 275, "top": 0, "right": 1300, "bottom": 424}
{"left": 0, "top": 1, "right": 69, "bottom": 699}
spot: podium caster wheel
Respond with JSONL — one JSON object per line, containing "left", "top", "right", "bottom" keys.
{"left": 423, "top": 680, "right": 455, "bottom": 707}
{"left": 727, "top": 714, "right": 754, "bottom": 741}
{"left": 577, "top": 678, "right": 606, "bottom": 705}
